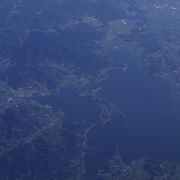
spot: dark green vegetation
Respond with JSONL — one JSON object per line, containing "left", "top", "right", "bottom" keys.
{"left": 1, "top": 0, "right": 180, "bottom": 179}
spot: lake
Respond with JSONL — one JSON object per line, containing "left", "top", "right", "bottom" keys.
{"left": 86, "top": 46, "right": 180, "bottom": 177}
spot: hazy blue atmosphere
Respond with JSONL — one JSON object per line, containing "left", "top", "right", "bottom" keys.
{"left": 1, "top": 0, "right": 180, "bottom": 179}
